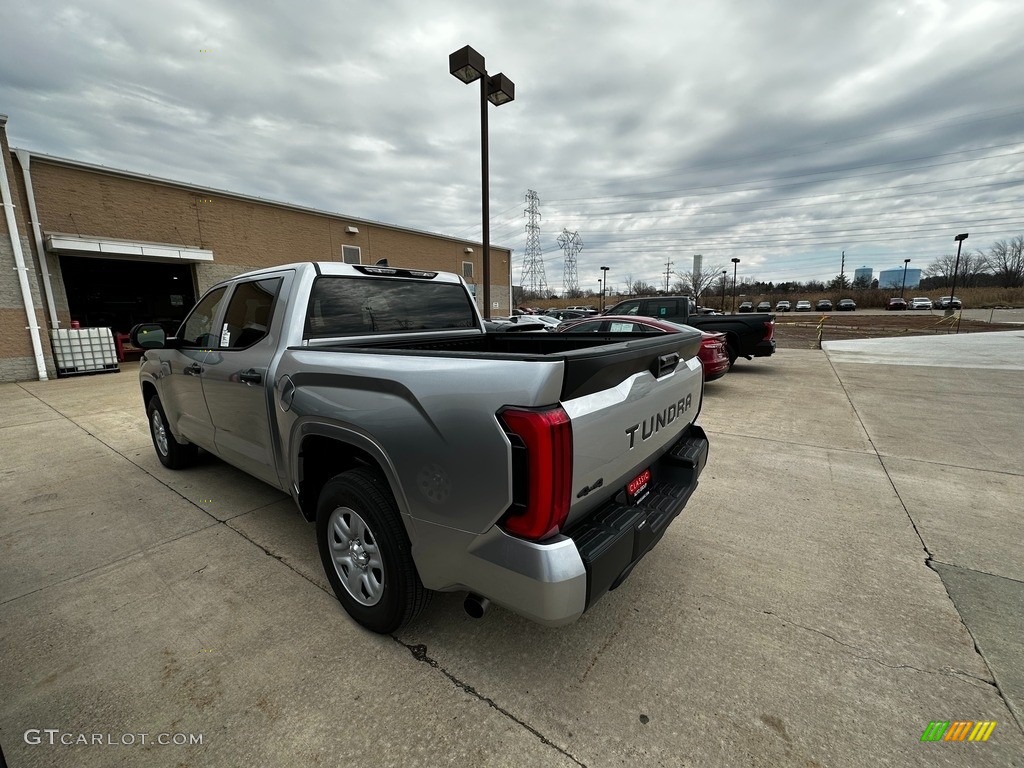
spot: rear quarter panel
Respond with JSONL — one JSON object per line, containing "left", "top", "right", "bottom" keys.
{"left": 276, "top": 349, "right": 565, "bottom": 535}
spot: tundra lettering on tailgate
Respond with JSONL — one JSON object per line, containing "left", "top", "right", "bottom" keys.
{"left": 625, "top": 393, "right": 692, "bottom": 449}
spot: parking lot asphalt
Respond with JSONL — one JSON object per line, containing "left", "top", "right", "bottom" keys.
{"left": 1, "top": 336, "right": 1022, "bottom": 767}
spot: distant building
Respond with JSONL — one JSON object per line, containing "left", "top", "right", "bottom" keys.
{"left": 854, "top": 266, "right": 873, "bottom": 285}
{"left": 879, "top": 267, "right": 922, "bottom": 290}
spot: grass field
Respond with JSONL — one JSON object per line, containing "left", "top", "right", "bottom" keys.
{"left": 772, "top": 312, "right": 1021, "bottom": 349}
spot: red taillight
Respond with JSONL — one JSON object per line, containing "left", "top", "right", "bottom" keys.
{"left": 763, "top": 320, "right": 775, "bottom": 341}
{"left": 498, "top": 406, "right": 573, "bottom": 541}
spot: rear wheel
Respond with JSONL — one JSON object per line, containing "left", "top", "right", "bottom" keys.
{"left": 316, "top": 468, "right": 430, "bottom": 634}
{"left": 146, "top": 395, "right": 198, "bottom": 469}
{"left": 726, "top": 340, "right": 739, "bottom": 369}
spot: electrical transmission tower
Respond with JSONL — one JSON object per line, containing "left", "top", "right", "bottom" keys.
{"left": 521, "top": 190, "right": 548, "bottom": 297}
{"left": 557, "top": 228, "right": 582, "bottom": 297}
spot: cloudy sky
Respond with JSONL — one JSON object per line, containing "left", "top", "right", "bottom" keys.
{"left": 3, "top": 0, "right": 1023, "bottom": 294}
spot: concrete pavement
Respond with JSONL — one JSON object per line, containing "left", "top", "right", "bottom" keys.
{"left": 823, "top": 332, "right": 1024, "bottom": 735}
{"left": 1, "top": 339, "right": 1022, "bottom": 767}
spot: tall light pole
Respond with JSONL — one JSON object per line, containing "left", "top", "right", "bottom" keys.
{"left": 449, "top": 45, "right": 515, "bottom": 319}
{"left": 949, "top": 233, "right": 968, "bottom": 326}
{"left": 900, "top": 258, "right": 911, "bottom": 299}
{"left": 731, "top": 257, "right": 740, "bottom": 314}
{"left": 720, "top": 270, "right": 727, "bottom": 312}
{"left": 597, "top": 279, "right": 603, "bottom": 311}
{"left": 601, "top": 266, "right": 609, "bottom": 312}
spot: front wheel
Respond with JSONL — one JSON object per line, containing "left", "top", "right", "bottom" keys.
{"left": 316, "top": 468, "right": 430, "bottom": 634}
{"left": 147, "top": 395, "right": 198, "bottom": 469}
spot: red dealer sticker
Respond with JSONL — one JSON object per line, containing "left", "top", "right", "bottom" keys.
{"left": 626, "top": 467, "right": 651, "bottom": 505}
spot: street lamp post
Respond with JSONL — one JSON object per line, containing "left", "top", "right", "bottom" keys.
{"left": 597, "top": 279, "right": 603, "bottom": 311}
{"left": 900, "top": 258, "right": 911, "bottom": 299}
{"left": 601, "top": 266, "right": 609, "bottom": 312}
{"left": 730, "top": 258, "right": 740, "bottom": 314}
{"left": 720, "top": 270, "right": 727, "bottom": 313}
{"left": 449, "top": 45, "right": 515, "bottom": 319}
{"left": 949, "top": 233, "right": 968, "bottom": 328}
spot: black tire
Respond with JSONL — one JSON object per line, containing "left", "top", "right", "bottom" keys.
{"left": 726, "top": 340, "right": 739, "bottom": 369}
{"left": 146, "top": 395, "right": 198, "bottom": 469}
{"left": 316, "top": 468, "right": 430, "bottom": 634}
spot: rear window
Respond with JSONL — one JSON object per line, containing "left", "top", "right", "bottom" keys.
{"left": 306, "top": 276, "right": 477, "bottom": 337}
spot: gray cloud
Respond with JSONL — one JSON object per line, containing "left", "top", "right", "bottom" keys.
{"left": 2, "top": 0, "right": 1022, "bottom": 291}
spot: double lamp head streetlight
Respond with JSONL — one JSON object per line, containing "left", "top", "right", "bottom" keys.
{"left": 449, "top": 45, "right": 515, "bottom": 319}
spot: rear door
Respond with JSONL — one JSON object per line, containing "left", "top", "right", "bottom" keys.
{"left": 200, "top": 272, "right": 290, "bottom": 486}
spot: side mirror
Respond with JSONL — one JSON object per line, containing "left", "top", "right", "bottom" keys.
{"left": 130, "top": 323, "right": 167, "bottom": 349}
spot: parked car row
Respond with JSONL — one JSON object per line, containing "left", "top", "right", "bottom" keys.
{"left": 742, "top": 296, "right": 963, "bottom": 313}
{"left": 752, "top": 298, "right": 856, "bottom": 313}
{"left": 889, "top": 296, "right": 962, "bottom": 310}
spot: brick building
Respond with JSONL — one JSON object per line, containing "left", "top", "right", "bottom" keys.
{"left": 1, "top": 114, "right": 512, "bottom": 382}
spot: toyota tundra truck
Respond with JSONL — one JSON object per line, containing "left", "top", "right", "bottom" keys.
{"left": 131, "top": 262, "right": 709, "bottom": 633}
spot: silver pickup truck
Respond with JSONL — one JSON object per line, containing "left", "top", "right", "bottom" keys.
{"left": 131, "top": 262, "right": 709, "bottom": 633}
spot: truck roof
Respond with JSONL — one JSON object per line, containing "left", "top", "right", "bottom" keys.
{"left": 210, "top": 261, "right": 464, "bottom": 286}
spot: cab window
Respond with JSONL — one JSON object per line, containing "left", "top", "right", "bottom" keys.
{"left": 219, "top": 278, "right": 283, "bottom": 349}
{"left": 177, "top": 287, "right": 227, "bottom": 348}
{"left": 648, "top": 300, "right": 679, "bottom": 318}
{"left": 609, "top": 300, "right": 640, "bottom": 315}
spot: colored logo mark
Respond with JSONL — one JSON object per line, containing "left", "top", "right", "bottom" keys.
{"left": 920, "top": 721, "right": 996, "bottom": 742}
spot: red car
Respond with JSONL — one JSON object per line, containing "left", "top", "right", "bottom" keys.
{"left": 557, "top": 315, "right": 730, "bottom": 381}
{"left": 886, "top": 297, "right": 908, "bottom": 311}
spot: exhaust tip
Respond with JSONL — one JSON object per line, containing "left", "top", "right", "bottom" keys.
{"left": 464, "top": 594, "right": 490, "bottom": 619}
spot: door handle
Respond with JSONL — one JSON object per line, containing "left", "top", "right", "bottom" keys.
{"left": 184, "top": 363, "right": 203, "bottom": 376}
{"left": 239, "top": 369, "right": 262, "bottom": 385}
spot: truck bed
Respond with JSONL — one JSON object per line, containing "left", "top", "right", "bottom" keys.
{"left": 308, "top": 330, "right": 703, "bottom": 400}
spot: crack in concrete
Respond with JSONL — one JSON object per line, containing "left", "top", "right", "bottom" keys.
{"left": 396, "top": 639, "right": 588, "bottom": 768}
{"left": 875, "top": 453, "right": 1024, "bottom": 479}
{"left": 760, "top": 609, "right": 996, "bottom": 689}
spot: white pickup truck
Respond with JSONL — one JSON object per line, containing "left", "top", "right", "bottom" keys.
{"left": 131, "top": 262, "right": 709, "bottom": 633}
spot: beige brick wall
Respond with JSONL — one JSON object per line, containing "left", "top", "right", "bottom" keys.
{"left": 1, "top": 150, "right": 513, "bottom": 379}
{"left": 29, "top": 161, "right": 512, "bottom": 280}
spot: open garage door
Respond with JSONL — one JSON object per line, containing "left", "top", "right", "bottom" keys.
{"left": 60, "top": 255, "right": 196, "bottom": 336}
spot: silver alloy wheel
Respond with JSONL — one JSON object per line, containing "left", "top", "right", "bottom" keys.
{"left": 327, "top": 506, "right": 384, "bottom": 606}
{"left": 151, "top": 409, "right": 169, "bottom": 456}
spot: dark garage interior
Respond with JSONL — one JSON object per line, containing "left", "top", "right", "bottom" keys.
{"left": 60, "top": 255, "right": 197, "bottom": 335}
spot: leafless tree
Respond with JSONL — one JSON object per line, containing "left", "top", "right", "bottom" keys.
{"left": 988, "top": 236, "right": 1024, "bottom": 288}
{"left": 676, "top": 264, "right": 725, "bottom": 304}
{"left": 629, "top": 279, "right": 659, "bottom": 296}
{"left": 923, "top": 250, "right": 990, "bottom": 287}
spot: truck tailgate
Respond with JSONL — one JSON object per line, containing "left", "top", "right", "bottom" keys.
{"left": 556, "top": 330, "right": 705, "bottom": 529}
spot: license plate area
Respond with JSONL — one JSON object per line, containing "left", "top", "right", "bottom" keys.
{"left": 626, "top": 467, "right": 652, "bottom": 505}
